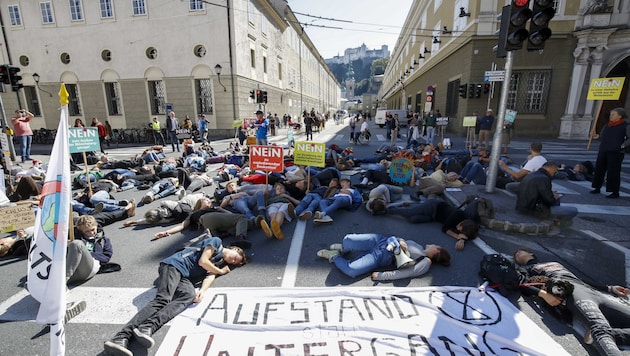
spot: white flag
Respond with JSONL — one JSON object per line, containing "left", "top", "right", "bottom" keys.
{"left": 27, "top": 84, "right": 72, "bottom": 356}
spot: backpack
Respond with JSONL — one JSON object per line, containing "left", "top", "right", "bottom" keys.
{"left": 479, "top": 253, "right": 525, "bottom": 296}
{"left": 458, "top": 195, "right": 495, "bottom": 221}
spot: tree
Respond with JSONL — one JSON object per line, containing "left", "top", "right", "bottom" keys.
{"left": 371, "top": 58, "right": 389, "bottom": 76}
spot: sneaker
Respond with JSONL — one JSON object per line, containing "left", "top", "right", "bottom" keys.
{"left": 118, "top": 199, "right": 130, "bottom": 206}
{"left": 258, "top": 218, "right": 272, "bottom": 238}
{"left": 133, "top": 326, "right": 155, "bottom": 348}
{"left": 64, "top": 301, "right": 86, "bottom": 324}
{"left": 329, "top": 243, "right": 343, "bottom": 251}
{"left": 317, "top": 249, "right": 339, "bottom": 262}
{"left": 91, "top": 202, "right": 104, "bottom": 215}
{"left": 287, "top": 203, "right": 296, "bottom": 219}
{"left": 126, "top": 199, "right": 136, "bottom": 218}
{"left": 177, "top": 187, "right": 186, "bottom": 200}
{"left": 103, "top": 337, "right": 132, "bottom": 356}
{"left": 314, "top": 211, "right": 323, "bottom": 220}
{"left": 299, "top": 211, "right": 312, "bottom": 221}
{"left": 314, "top": 215, "right": 333, "bottom": 225}
{"left": 271, "top": 220, "right": 284, "bottom": 240}
{"left": 606, "top": 192, "right": 620, "bottom": 199}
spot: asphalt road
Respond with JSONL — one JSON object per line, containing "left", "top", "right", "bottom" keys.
{"left": 1, "top": 120, "right": 629, "bottom": 355}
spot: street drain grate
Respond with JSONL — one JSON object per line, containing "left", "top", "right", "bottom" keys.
{"left": 579, "top": 216, "right": 606, "bottom": 223}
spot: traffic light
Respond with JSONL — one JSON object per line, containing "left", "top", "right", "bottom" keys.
{"left": 527, "top": 0, "right": 555, "bottom": 51}
{"left": 468, "top": 84, "right": 475, "bottom": 99}
{"left": 483, "top": 83, "right": 491, "bottom": 94}
{"left": 475, "top": 84, "right": 483, "bottom": 98}
{"left": 459, "top": 84, "right": 467, "bottom": 98}
{"left": 8, "top": 66, "right": 22, "bottom": 91}
{"left": 249, "top": 90, "right": 255, "bottom": 101}
{"left": 255, "top": 90, "right": 262, "bottom": 103}
{"left": 261, "top": 91, "right": 268, "bottom": 103}
{"left": 497, "top": 0, "right": 531, "bottom": 53}
{"left": 0, "top": 65, "right": 7, "bottom": 84}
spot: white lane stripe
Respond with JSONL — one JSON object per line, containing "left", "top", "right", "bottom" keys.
{"left": 281, "top": 220, "right": 306, "bottom": 288}
{"left": 562, "top": 203, "right": 629, "bottom": 215}
{"left": 567, "top": 180, "right": 630, "bottom": 195}
{"left": 0, "top": 287, "right": 155, "bottom": 324}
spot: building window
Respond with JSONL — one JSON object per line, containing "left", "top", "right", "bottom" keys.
{"left": 263, "top": 56, "right": 267, "bottom": 73}
{"left": 278, "top": 63, "right": 282, "bottom": 80}
{"left": 148, "top": 80, "right": 166, "bottom": 115}
{"left": 250, "top": 49, "right": 256, "bottom": 68}
{"left": 507, "top": 70, "right": 552, "bottom": 114}
{"left": 8, "top": 5, "right": 22, "bottom": 26}
{"left": 194, "top": 45, "right": 206, "bottom": 58}
{"left": 196, "top": 79, "right": 214, "bottom": 115}
{"left": 100, "top": 0, "right": 114, "bottom": 19}
{"left": 66, "top": 84, "right": 82, "bottom": 116}
{"left": 69, "top": 0, "right": 83, "bottom": 21}
{"left": 24, "top": 87, "right": 42, "bottom": 117}
{"left": 189, "top": 0, "right": 204, "bottom": 11}
{"left": 101, "top": 49, "right": 112, "bottom": 61}
{"left": 146, "top": 47, "right": 158, "bottom": 60}
{"left": 60, "top": 52, "right": 71, "bottom": 64}
{"left": 248, "top": 2, "right": 255, "bottom": 24}
{"left": 19, "top": 55, "right": 30, "bottom": 66}
{"left": 40, "top": 2, "right": 55, "bottom": 24}
{"left": 132, "top": 0, "right": 146, "bottom": 15}
{"left": 105, "top": 82, "right": 122, "bottom": 115}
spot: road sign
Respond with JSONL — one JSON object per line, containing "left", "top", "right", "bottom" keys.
{"left": 484, "top": 70, "right": 506, "bottom": 82}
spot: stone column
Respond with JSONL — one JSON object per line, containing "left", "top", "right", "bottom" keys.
{"left": 558, "top": 47, "right": 592, "bottom": 139}
{"left": 584, "top": 46, "right": 606, "bottom": 118}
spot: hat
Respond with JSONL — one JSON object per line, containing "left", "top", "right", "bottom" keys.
{"left": 255, "top": 110, "right": 264, "bottom": 115}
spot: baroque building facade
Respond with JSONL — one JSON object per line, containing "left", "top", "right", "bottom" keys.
{"left": 380, "top": 0, "right": 629, "bottom": 139}
{"left": 0, "top": 0, "right": 340, "bottom": 136}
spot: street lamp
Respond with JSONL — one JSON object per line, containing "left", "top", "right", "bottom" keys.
{"left": 32, "top": 72, "right": 53, "bottom": 97}
{"left": 214, "top": 64, "right": 226, "bottom": 92}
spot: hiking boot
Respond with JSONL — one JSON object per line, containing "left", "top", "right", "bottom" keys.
{"left": 118, "top": 199, "right": 129, "bottom": 206}
{"left": 126, "top": 199, "right": 136, "bottom": 218}
{"left": 103, "top": 337, "right": 132, "bottom": 356}
{"left": 64, "top": 301, "right": 86, "bottom": 324}
{"left": 329, "top": 243, "right": 343, "bottom": 252}
{"left": 314, "top": 215, "right": 333, "bottom": 225}
{"left": 133, "top": 325, "right": 155, "bottom": 348}
{"left": 298, "top": 211, "right": 312, "bottom": 221}
{"left": 91, "top": 202, "right": 104, "bottom": 215}
{"left": 317, "top": 249, "right": 339, "bottom": 262}
{"left": 271, "top": 220, "right": 284, "bottom": 240}
{"left": 287, "top": 203, "right": 296, "bottom": 219}
{"left": 141, "top": 195, "right": 154, "bottom": 205}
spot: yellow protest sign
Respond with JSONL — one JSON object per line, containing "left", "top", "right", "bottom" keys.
{"left": 0, "top": 203, "right": 36, "bottom": 233}
{"left": 463, "top": 116, "right": 477, "bottom": 127}
{"left": 293, "top": 141, "right": 326, "bottom": 167}
{"left": 587, "top": 77, "right": 625, "bottom": 100}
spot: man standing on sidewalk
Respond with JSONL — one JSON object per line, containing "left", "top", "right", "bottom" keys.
{"left": 11, "top": 109, "right": 34, "bottom": 163}
{"left": 166, "top": 111, "right": 180, "bottom": 152}
{"left": 253, "top": 110, "right": 269, "bottom": 145}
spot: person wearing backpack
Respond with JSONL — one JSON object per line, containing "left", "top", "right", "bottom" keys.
{"left": 104, "top": 236, "right": 248, "bottom": 356}
{"left": 348, "top": 114, "right": 358, "bottom": 143}
{"left": 514, "top": 248, "right": 630, "bottom": 356}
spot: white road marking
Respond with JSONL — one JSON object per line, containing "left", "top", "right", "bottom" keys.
{"left": 281, "top": 220, "right": 307, "bottom": 288}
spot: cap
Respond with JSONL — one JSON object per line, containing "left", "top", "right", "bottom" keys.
{"left": 255, "top": 110, "right": 264, "bottom": 115}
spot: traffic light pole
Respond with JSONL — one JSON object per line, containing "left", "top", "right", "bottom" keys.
{"left": 485, "top": 51, "right": 514, "bottom": 193}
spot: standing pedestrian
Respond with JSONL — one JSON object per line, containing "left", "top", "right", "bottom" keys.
{"left": 11, "top": 109, "right": 34, "bottom": 163}
{"left": 349, "top": 114, "right": 358, "bottom": 143}
{"left": 477, "top": 109, "right": 495, "bottom": 149}
{"left": 92, "top": 117, "right": 107, "bottom": 154}
{"left": 104, "top": 120, "right": 113, "bottom": 148}
{"left": 253, "top": 110, "right": 269, "bottom": 145}
{"left": 151, "top": 117, "right": 166, "bottom": 146}
{"left": 197, "top": 114, "right": 208, "bottom": 143}
{"left": 166, "top": 111, "right": 180, "bottom": 152}
{"left": 591, "top": 107, "right": 630, "bottom": 199}
{"left": 304, "top": 112, "right": 314, "bottom": 141}
{"left": 390, "top": 114, "right": 400, "bottom": 146}
{"left": 269, "top": 113, "right": 276, "bottom": 136}
{"left": 425, "top": 109, "right": 437, "bottom": 145}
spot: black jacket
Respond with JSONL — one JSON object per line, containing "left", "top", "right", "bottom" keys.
{"left": 515, "top": 168, "right": 556, "bottom": 218}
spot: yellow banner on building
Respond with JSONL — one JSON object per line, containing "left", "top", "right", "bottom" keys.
{"left": 587, "top": 77, "right": 625, "bottom": 100}
{"left": 293, "top": 141, "right": 326, "bottom": 167}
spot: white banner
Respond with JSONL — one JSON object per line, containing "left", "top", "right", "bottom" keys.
{"left": 157, "top": 287, "right": 569, "bottom": 356}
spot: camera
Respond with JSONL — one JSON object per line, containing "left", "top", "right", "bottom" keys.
{"left": 545, "top": 278, "right": 574, "bottom": 299}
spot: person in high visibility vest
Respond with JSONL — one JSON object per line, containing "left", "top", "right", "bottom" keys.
{"left": 151, "top": 117, "right": 166, "bottom": 146}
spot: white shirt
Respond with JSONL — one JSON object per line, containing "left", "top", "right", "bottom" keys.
{"left": 522, "top": 155, "right": 547, "bottom": 173}
{"left": 360, "top": 121, "right": 368, "bottom": 132}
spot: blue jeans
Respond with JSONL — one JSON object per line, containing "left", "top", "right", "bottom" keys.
{"left": 18, "top": 135, "right": 33, "bottom": 162}
{"left": 256, "top": 137, "right": 268, "bottom": 145}
{"left": 71, "top": 200, "right": 95, "bottom": 215}
{"left": 147, "top": 180, "right": 177, "bottom": 199}
{"left": 89, "top": 190, "right": 123, "bottom": 211}
{"left": 232, "top": 193, "right": 266, "bottom": 219}
{"left": 294, "top": 193, "right": 322, "bottom": 216}
{"left": 319, "top": 195, "right": 352, "bottom": 216}
{"left": 332, "top": 234, "right": 393, "bottom": 278}
{"left": 426, "top": 126, "right": 435, "bottom": 145}
{"left": 460, "top": 161, "right": 487, "bottom": 184}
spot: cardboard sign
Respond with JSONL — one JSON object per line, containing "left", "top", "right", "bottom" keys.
{"left": 389, "top": 156, "right": 414, "bottom": 185}
{"left": 462, "top": 116, "right": 477, "bottom": 127}
{"left": 293, "top": 141, "right": 326, "bottom": 167}
{"left": 0, "top": 203, "right": 36, "bottom": 232}
{"left": 68, "top": 127, "right": 101, "bottom": 153}
{"left": 249, "top": 145, "right": 284, "bottom": 173}
{"left": 175, "top": 128, "right": 192, "bottom": 139}
{"left": 587, "top": 77, "right": 625, "bottom": 100}
{"left": 505, "top": 109, "right": 517, "bottom": 124}
{"left": 436, "top": 116, "right": 449, "bottom": 126}
{"left": 243, "top": 117, "right": 258, "bottom": 128}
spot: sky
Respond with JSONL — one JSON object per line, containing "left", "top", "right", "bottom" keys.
{"left": 287, "top": 0, "right": 414, "bottom": 59}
